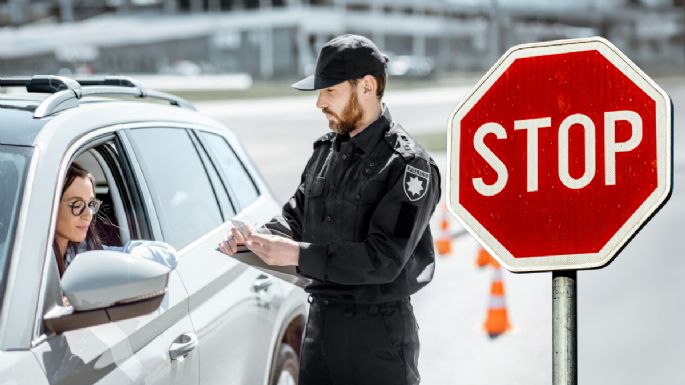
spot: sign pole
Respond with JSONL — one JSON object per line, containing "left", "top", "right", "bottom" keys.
{"left": 553, "top": 270, "right": 577, "bottom": 385}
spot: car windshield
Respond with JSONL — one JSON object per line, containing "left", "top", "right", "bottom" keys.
{"left": 0, "top": 144, "right": 32, "bottom": 304}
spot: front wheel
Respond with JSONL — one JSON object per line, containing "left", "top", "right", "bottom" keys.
{"left": 271, "top": 343, "right": 299, "bottom": 385}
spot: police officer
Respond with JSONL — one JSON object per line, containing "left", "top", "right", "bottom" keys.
{"left": 221, "top": 34, "right": 441, "bottom": 385}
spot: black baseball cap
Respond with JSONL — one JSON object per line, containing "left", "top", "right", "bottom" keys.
{"left": 292, "top": 34, "right": 388, "bottom": 91}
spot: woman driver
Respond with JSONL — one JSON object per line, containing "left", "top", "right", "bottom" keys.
{"left": 53, "top": 162, "right": 176, "bottom": 277}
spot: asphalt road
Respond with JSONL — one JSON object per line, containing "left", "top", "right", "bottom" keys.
{"left": 198, "top": 77, "right": 684, "bottom": 385}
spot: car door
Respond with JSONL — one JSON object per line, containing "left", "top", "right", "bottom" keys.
{"left": 125, "top": 126, "right": 281, "bottom": 385}
{"left": 30, "top": 133, "right": 199, "bottom": 385}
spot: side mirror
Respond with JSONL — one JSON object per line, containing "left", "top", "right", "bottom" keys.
{"left": 44, "top": 250, "right": 170, "bottom": 334}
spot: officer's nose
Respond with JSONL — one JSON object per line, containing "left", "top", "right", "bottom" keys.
{"left": 316, "top": 91, "right": 327, "bottom": 109}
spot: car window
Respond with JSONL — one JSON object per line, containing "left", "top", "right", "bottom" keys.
{"left": 71, "top": 138, "right": 151, "bottom": 246}
{"left": 189, "top": 132, "right": 236, "bottom": 219}
{"left": 200, "top": 132, "right": 260, "bottom": 210}
{"left": 128, "top": 128, "right": 223, "bottom": 250}
{"left": 72, "top": 149, "right": 125, "bottom": 247}
{"left": 0, "top": 144, "right": 32, "bottom": 305}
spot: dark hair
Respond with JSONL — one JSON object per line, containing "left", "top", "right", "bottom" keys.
{"left": 349, "top": 73, "right": 386, "bottom": 100}
{"left": 374, "top": 73, "right": 386, "bottom": 100}
{"left": 53, "top": 162, "right": 103, "bottom": 276}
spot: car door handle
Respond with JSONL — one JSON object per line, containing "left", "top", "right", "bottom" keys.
{"left": 252, "top": 274, "right": 273, "bottom": 293}
{"left": 169, "top": 332, "right": 198, "bottom": 361}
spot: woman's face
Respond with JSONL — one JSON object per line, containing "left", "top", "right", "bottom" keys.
{"left": 56, "top": 176, "right": 95, "bottom": 244}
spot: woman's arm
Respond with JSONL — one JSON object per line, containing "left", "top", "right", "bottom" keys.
{"left": 103, "top": 240, "right": 178, "bottom": 269}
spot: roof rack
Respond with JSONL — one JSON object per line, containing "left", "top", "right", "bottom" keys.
{"left": 0, "top": 75, "right": 195, "bottom": 118}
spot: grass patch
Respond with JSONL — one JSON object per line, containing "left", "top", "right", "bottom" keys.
{"left": 170, "top": 80, "right": 302, "bottom": 101}
{"left": 172, "top": 73, "right": 479, "bottom": 102}
{"left": 415, "top": 131, "right": 448, "bottom": 152}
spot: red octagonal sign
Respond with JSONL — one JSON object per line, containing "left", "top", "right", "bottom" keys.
{"left": 448, "top": 37, "right": 672, "bottom": 272}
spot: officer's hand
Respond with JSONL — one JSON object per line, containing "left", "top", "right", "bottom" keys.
{"left": 246, "top": 233, "right": 300, "bottom": 266}
{"left": 218, "top": 227, "right": 245, "bottom": 256}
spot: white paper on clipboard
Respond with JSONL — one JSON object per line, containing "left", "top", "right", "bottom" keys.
{"left": 216, "top": 245, "right": 312, "bottom": 289}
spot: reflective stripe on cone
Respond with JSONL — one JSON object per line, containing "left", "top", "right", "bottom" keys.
{"left": 435, "top": 202, "right": 452, "bottom": 256}
{"left": 483, "top": 265, "right": 511, "bottom": 338}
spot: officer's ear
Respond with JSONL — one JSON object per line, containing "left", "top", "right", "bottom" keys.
{"left": 360, "top": 75, "right": 377, "bottom": 97}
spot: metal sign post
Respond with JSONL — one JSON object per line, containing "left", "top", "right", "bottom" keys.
{"left": 553, "top": 270, "right": 577, "bottom": 385}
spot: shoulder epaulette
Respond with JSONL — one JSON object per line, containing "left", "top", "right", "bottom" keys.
{"left": 313, "top": 132, "right": 336, "bottom": 148}
{"left": 383, "top": 122, "right": 430, "bottom": 162}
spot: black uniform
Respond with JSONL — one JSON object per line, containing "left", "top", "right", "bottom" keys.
{"left": 265, "top": 106, "right": 441, "bottom": 385}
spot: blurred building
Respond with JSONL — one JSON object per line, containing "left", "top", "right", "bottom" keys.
{"left": 0, "top": 0, "right": 682, "bottom": 77}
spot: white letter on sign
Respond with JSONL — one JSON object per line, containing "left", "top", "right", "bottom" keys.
{"left": 473, "top": 122, "right": 508, "bottom": 196}
{"left": 604, "top": 110, "right": 642, "bottom": 185}
{"left": 514, "top": 117, "right": 551, "bottom": 192}
{"left": 558, "top": 113, "right": 596, "bottom": 189}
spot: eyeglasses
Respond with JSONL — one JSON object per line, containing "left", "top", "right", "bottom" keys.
{"left": 65, "top": 199, "right": 102, "bottom": 216}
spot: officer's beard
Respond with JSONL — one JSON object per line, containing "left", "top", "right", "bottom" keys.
{"left": 325, "top": 91, "right": 363, "bottom": 135}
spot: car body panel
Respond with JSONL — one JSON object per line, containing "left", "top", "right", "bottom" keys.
{"left": 0, "top": 350, "right": 50, "bottom": 385}
{"left": 173, "top": 197, "right": 287, "bottom": 385}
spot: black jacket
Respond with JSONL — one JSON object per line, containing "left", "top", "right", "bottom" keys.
{"left": 265, "top": 106, "right": 441, "bottom": 304}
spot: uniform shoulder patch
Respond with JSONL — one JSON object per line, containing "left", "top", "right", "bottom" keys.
{"left": 403, "top": 163, "right": 430, "bottom": 201}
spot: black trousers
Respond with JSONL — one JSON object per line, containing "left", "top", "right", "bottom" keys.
{"left": 299, "top": 297, "right": 420, "bottom": 385}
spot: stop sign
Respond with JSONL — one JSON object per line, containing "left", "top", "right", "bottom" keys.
{"left": 448, "top": 37, "right": 672, "bottom": 272}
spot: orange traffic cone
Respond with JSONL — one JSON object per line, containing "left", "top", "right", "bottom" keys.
{"left": 483, "top": 265, "right": 511, "bottom": 337}
{"left": 434, "top": 203, "right": 452, "bottom": 256}
{"left": 476, "top": 247, "right": 496, "bottom": 268}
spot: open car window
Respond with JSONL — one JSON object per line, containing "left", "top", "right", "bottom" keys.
{"left": 70, "top": 137, "right": 152, "bottom": 248}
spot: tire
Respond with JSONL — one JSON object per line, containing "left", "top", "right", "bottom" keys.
{"left": 271, "top": 343, "right": 299, "bottom": 385}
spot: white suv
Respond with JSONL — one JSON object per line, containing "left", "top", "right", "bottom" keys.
{"left": 0, "top": 75, "right": 306, "bottom": 385}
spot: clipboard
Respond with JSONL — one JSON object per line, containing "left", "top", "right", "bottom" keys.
{"left": 216, "top": 245, "right": 312, "bottom": 289}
